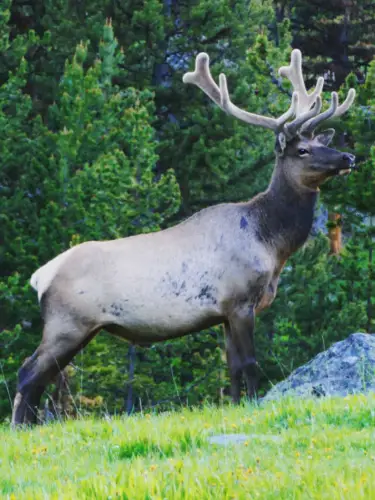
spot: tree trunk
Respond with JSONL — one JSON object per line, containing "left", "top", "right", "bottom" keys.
{"left": 328, "top": 212, "right": 342, "bottom": 255}
{"left": 126, "top": 345, "right": 136, "bottom": 415}
{"left": 367, "top": 218, "right": 373, "bottom": 333}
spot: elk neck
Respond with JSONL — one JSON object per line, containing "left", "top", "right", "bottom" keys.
{"left": 249, "top": 157, "right": 319, "bottom": 259}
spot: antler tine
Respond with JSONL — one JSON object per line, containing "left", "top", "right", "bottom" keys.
{"left": 302, "top": 88, "right": 356, "bottom": 135}
{"left": 301, "top": 92, "right": 338, "bottom": 134}
{"left": 182, "top": 52, "right": 222, "bottom": 107}
{"left": 279, "top": 49, "right": 324, "bottom": 115}
{"left": 285, "top": 96, "right": 322, "bottom": 138}
{"left": 300, "top": 87, "right": 355, "bottom": 135}
{"left": 276, "top": 91, "right": 299, "bottom": 129}
{"left": 333, "top": 88, "right": 356, "bottom": 117}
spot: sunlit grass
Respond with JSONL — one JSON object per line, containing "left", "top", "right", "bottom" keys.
{"left": 2, "top": 394, "right": 375, "bottom": 499}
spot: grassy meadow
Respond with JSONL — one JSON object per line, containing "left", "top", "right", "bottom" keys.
{"left": 1, "top": 394, "right": 375, "bottom": 499}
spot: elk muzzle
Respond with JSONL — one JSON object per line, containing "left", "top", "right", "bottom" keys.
{"left": 310, "top": 145, "right": 357, "bottom": 177}
{"left": 335, "top": 152, "right": 357, "bottom": 176}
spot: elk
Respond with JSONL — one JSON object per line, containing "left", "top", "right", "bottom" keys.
{"left": 12, "top": 49, "right": 356, "bottom": 426}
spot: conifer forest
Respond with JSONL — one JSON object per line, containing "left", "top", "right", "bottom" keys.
{"left": 1, "top": 0, "right": 375, "bottom": 422}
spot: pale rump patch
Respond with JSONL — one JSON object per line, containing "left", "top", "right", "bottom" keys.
{"left": 30, "top": 247, "right": 76, "bottom": 301}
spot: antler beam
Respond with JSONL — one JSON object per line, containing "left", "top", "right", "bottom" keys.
{"left": 183, "top": 52, "right": 297, "bottom": 132}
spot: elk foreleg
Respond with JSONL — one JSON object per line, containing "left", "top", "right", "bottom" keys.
{"left": 225, "top": 338, "right": 243, "bottom": 404}
{"left": 225, "top": 305, "right": 257, "bottom": 403}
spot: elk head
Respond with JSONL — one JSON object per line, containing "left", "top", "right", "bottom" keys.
{"left": 183, "top": 49, "right": 356, "bottom": 191}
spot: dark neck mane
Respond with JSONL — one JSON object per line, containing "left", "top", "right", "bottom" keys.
{"left": 250, "top": 161, "right": 318, "bottom": 259}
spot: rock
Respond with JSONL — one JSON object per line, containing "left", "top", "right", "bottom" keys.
{"left": 207, "top": 434, "right": 283, "bottom": 446}
{"left": 207, "top": 434, "right": 250, "bottom": 446}
{"left": 263, "top": 333, "right": 375, "bottom": 401}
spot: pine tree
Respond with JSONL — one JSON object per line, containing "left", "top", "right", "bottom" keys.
{"left": 3, "top": 0, "right": 279, "bottom": 214}
{"left": 275, "top": 0, "right": 375, "bottom": 89}
{"left": 0, "top": 22, "right": 180, "bottom": 420}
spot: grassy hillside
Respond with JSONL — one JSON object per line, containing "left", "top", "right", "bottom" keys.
{"left": 2, "top": 394, "right": 375, "bottom": 499}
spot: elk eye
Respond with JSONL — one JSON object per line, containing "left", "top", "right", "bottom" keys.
{"left": 298, "top": 148, "right": 309, "bottom": 156}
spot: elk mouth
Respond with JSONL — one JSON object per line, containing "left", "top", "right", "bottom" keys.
{"left": 334, "top": 164, "right": 358, "bottom": 176}
{"left": 312, "top": 164, "right": 357, "bottom": 177}
{"left": 336, "top": 167, "right": 351, "bottom": 176}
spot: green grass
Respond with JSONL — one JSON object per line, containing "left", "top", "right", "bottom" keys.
{"left": 2, "top": 394, "right": 375, "bottom": 499}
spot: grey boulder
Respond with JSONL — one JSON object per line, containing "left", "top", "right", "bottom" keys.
{"left": 263, "top": 333, "right": 375, "bottom": 401}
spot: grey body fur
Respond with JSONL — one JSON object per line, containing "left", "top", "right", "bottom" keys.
{"left": 42, "top": 203, "right": 272, "bottom": 340}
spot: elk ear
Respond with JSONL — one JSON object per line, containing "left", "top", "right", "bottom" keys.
{"left": 315, "top": 129, "right": 335, "bottom": 146}
{"left": 275, "top": 132, "right": 287, "bottom": 155}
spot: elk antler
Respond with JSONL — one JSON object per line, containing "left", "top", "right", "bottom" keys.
{"left": 183, "top": 49, "right": 356, "bottom": 140}
{"left": 183, "top": 52, "right": 298, "bottom": 133}
{"left": 279, "top": 49, "right": 356, "bottom": 136}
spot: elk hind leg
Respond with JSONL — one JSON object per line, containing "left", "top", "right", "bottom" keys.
{"left": 12, "top": 318, "right": 95, "bottom": 427}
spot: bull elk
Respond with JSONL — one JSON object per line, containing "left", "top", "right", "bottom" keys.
{"left": 12, "top": 49, "right": 356, "bottom": 426}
